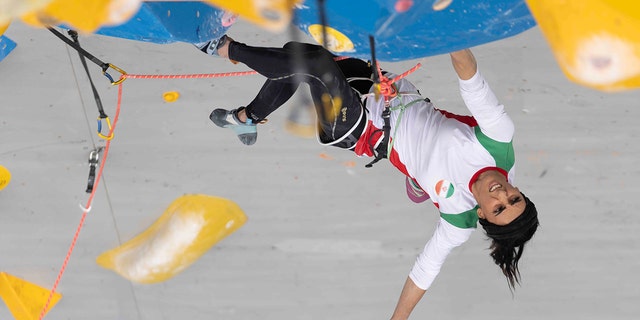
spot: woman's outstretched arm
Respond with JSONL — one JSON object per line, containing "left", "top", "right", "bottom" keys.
{"left": 450, "top": 49, "right": 478, "bottom": 80}
{"left": 390, "top": 277, "right": 426, "bottom": 320}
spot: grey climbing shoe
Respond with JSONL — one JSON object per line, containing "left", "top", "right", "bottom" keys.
{"left": 210, "top": 108, "right": 257, "bottom": 145}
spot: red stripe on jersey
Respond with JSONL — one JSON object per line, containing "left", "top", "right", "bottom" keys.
{"left": 437, "top": 109, "right": 478, "bottom": 127}
{"left": 354, "top": 120, "right": 384, "bottom": 157}
{"left": 468, "top": 166, "right": 509, "bottom": 192}
{"left": 389, "top": 144, "right": 410, "bottom": 176}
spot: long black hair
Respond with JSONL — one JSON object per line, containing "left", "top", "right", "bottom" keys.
{"left": 478, "top": 193, "right": 539, "bottom": 289}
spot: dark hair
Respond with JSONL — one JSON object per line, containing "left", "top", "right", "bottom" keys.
{"left": 478, "top": 193, "right": 539, "bottom": 289}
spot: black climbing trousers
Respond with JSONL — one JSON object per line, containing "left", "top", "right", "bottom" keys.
{"left": 228, "top": 41, "right": 371, "bottom": 148}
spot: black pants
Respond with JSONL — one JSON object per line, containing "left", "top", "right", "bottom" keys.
{"left": 228, "top": 41, "right": 371, "bottom": 148}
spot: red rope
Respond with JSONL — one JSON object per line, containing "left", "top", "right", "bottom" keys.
{"left": 38, "top": 82, "right": 123, "bottom": 320}
{"left": 124, "top": 70, "right": 257, "bottom": 80}
{"left": 375, "top": 62, "right": 422, "bottom": 99}
{"left": 123, "top": 59, "right": 348, "bottom": 80}
{"left": 38, "top": 69, "right": 260, "bottom": 319}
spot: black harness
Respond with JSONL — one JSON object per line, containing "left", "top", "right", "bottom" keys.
{"left": 364, "top": 105, "right": 391, "bottom": 168}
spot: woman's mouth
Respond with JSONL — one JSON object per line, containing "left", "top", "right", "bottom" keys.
{"left": 489, "top": 183, "right": 502, "bottom": 192}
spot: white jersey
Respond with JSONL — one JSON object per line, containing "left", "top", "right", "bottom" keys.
{"left": 354, "top": 70, "right": 516, "bottom": 290}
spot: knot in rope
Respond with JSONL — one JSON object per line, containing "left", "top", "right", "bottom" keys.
{"left": 375, "top": 62, "right": 422, "bottom": 100}
{"left": 378, "top": 74, "right": 398, "bottom": 98}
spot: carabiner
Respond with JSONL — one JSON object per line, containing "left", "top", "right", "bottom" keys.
{"left": 86, "top": 146, "right": 104, "bottom": 193}
{"left": 88, "top": 148, "right": 101, "bottom": 166}
{"left": 102, "top": 63, "right": 127, "bottom": 85}
{"left": 96, "top": 117, "right": 114, "bottom": 140}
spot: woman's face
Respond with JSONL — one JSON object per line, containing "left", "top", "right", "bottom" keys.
{"left": 471, "top": 170, "right": 526, "bottom": 226}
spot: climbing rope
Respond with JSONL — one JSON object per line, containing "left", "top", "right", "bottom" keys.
{"left": 123, "top": 71, "right": 257, "bottom": 80}
{"left": 37, "top": 67, "right": 263, "bottom": 319}
{"left": 373, "top": 61, "right": 422, "bottom": 100}
{"left": 38, "top": 80, "right": 123, "bottom": 320}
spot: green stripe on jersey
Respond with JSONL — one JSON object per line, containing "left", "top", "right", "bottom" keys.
{"left": 441, "top": 207, "right": 478, "bottom": 229}
{"left": 474, "top": 126, "right": 515, "bottom": 171}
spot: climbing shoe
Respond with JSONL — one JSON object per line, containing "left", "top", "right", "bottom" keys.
{"left": 195, "top": 34, "right": 229, "bottom": 56}
{"left": 209, "top": 107, "right": 257, "bottom": 145}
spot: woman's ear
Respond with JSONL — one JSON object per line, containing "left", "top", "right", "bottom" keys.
{"left": 477, "top": 207, "right": 486, "bottom": 219}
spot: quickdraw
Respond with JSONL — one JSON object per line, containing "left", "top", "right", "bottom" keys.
{"left": 48, "top": 27, "right": 128, "bottom": 140}
{"left": 47, "top": 27, "right": 127, "bottom": 85}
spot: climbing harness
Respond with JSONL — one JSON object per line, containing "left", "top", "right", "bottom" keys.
{"left": 363, "top": 83, "right": 425, "bottom": 168}
{"left": 364, "top": 35, "right": 422, "bottom": 168}
{"left": 387, "top": 96, "right": 430, "bottom": 153}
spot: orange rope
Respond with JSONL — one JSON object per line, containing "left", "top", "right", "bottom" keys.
{"left": 37, "top": 69, "right": 262, "bottom": 319}
{"left": 123, "top": 58, "right": 349, "bottom": 80}
{"left": 121, "top": 52, "right": 355, "bottom": 81}
{"left": 38, "top": 82, "right": 123, "bottom": 320}
{"left": 124, "top": 70, "right": 257, "bottom": 80}
{"left": 375, "top": 62, "right": 422, "bottom": 99}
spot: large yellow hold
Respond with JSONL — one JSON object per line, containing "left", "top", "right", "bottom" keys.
{"left": 204, "top": 0, "right": 300, "bottom": 32}
{"left": 97, "top": 194, "right": 247, "bottom": 284}
{"left": 526, "top": 0, "right": 640, "bottom": 91}
{"left": 2, "top": 0, "right": 298, "bottom": 34}
{"left": 20, "top": 0, "right": 141, "bottom": 33}
{"left": 0, "top": 0, "right": 52, "bottom": 26}
{"left": 0, "top": 272, "right": 62, "bottom": 320}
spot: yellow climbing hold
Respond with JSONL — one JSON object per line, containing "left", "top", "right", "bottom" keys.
{"left": 162, "top": 91, "right": 180, "bottom": 103}
{"left": 526, "top": 0, "right": 640, "bottom": 91}
{"left": 0, "top": 0, "right": 52, "bottom": 26}
{"left": 97, "top": 194, "right": 247, "bottom": 284}
{"left": 308, "top": 24, "right": 355, "bottom": 53}
{"left": 204, "top": 0, "right": 300, "bottom": 32}
{"left": 0, "top": 164, "right": 11, "bottom": 191}
{"left": 21, "top": 0, "right": 141, "bottom": 33}
{"left": 0, "top": 272, "right": 62, "bottom": 320}
{"left": 0, "top": 21, "right": 10, "bottom": 36}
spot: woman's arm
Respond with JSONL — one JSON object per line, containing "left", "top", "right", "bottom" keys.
{"left": 390, "top": 277, "right": 426, "bottom": 320}
{"left": 449, "top": 49, "right": 477, "bottom": 80}
{"left": 389, "top": 219, "right": 474, "bottom": 319}
{"left": 451, "top": 49, "right": 514, "bottom": 143}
